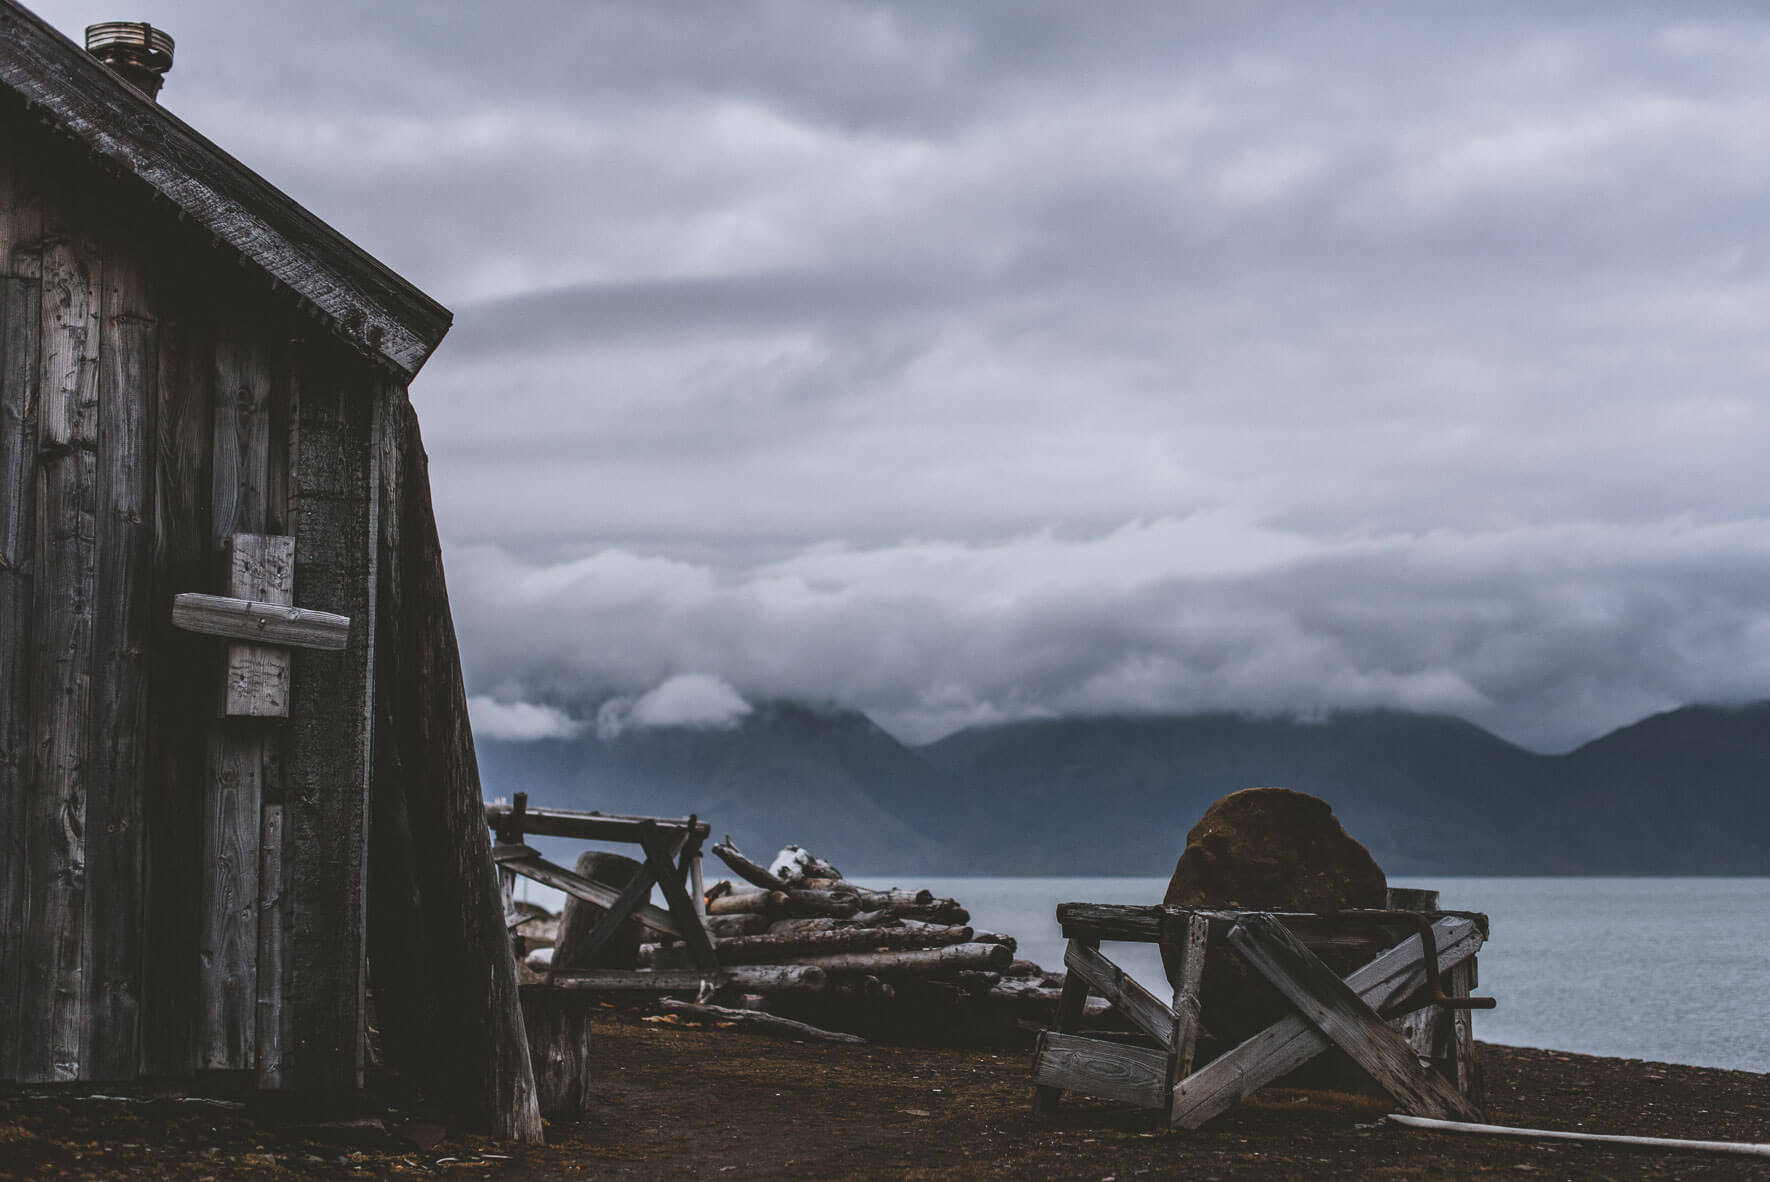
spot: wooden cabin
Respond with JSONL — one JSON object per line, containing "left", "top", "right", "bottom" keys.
{"left": 0, "top": 3, "right": 539, "bottom": 1137}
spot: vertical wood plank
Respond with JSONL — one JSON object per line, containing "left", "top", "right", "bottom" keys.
{"left": 21, "top": 176, "right": 101, "bottom": 1082}
{"left": 1165, "top": 912, "right": 1210, "bottom": 1116}
{"left": 139, "top": 270, "right": 212, "bottom": 1078}
{"left": 255, "top": 801, "right": 285, "bottom": 1088}
{"left": 198, "top": 306, "right": 275, "bottom": 1073}
{"left": 0, "top": 274, "right": 40, "bottom": 1082}
{"left": 281, "top": 345, "right": 375, "bottom": 1093}
{"left": 82, "top": 228, "right": 155, "bottom": 1079}
{"left": 0, "top": 113, "right": 43, "bottom": 280}
{"left": 223, "top": 534, "right": 294, "bottom": 715}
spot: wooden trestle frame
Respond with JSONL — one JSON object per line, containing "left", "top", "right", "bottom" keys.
{"left": 486, "top": 794, "right": 719, "bottom": 977}
{"left": 1032, "top": 890, "right": 1488, "bottom": 1129}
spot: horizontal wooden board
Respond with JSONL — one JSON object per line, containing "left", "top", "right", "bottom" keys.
{"left": 1032, "top": 1032, "right": 1168, "bottom": 1109}
{"left": 483, "top": 802, "right": 710, "bottom": 843}
{"left": 171, "top": 592, "right": 349, "bottom": 650}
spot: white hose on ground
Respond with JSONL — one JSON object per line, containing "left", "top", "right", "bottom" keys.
{"left": 1387, "top": 1113, "right": 1770, "bottom": 1159}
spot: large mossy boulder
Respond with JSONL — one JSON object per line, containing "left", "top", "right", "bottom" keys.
{"left": 1162, "top": 787, "right": 1387, "bottom": 1051}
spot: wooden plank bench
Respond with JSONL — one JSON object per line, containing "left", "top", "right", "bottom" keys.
{"left": 1031, "top": 889, "right": 1489, "bottom": 1128}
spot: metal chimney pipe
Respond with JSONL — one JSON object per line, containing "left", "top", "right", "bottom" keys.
{"left": 85, "top": 21, "right": 174, "bottom": 101}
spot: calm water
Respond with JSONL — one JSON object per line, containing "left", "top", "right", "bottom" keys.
{"left": 906, "top": 876, "right": 1770, "bottom": 1074}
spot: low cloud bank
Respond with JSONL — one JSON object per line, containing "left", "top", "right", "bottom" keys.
{"left": 449, "top": 512, "right": 1770, "bottom": 752}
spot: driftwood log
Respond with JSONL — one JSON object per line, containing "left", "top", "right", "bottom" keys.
{"left": 711, "top": 838, "right": 789, "bottom": 891}
{"left": 657, "top": 999, "right": 866, "bottom": 1044}
{"left": 793, "top": 942, "right": 1012, "bottom": 977}
{"left": 707, "top": 890, "right": 789, "bottom": 916}
{"left": 552, "top": 852, "right": 644, "bottom": 971}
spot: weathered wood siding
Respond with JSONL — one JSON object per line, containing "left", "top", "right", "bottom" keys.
{"left": 0, "top": 96, "right": 382, "bottom": 1087}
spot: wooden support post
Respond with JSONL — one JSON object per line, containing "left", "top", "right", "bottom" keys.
{"left": 644, "top": 826, "right": 717, "bottom": 972}
{"left": 1226, "top": 914, "right": 1482, "bottom": 1122}
{"left": 1034, "top": 937, "right": 1095, "bottom": 1114}
{"left": 1165, "top": 911, "right": 1210, "bottom": 1110}
{"left": 255, "top": 802, "right": 284, "bottom": 1088}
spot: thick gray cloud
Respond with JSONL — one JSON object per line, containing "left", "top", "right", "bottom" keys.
{"left": 35, "top": 0, "right": 1770, "bottom": 749}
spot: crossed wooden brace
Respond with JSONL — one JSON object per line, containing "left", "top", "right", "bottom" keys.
{"left": 1032, "top": 905, "right": 1486, "bottom": 1128}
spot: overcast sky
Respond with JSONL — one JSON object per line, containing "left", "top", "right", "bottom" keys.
{"left": 37, "top": 1, "right": 1770, "bottom": 750}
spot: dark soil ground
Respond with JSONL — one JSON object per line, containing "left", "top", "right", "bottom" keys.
{"left": 3, "top": 1007, "right": 1767, "bottom": 1180}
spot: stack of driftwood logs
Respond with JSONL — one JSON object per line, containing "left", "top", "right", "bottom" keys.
{"left": 517, "top": 839, "right": 1109, "bottom": 1045}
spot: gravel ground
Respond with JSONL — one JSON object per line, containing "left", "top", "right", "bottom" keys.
{"left": 3, "top": 1006, "right": 1768, "bottom": 1180}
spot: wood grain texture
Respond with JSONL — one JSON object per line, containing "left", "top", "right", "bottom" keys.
{"left": 0, "top": 3, "right": 450, "bottom": 376}
{"left": 1227, "top": 914, "right": 1481, "bottom": 1122}
{"left": 0, "top": 272, "right": 39, "bottom": 1082}
{"left": 496, "top": 848, "right": 680, "bottom": 937}
{"left": 1165, "top": 911, "right": 1210, "bottom": 1103}
{"left": 0, "top": 108, "right": 42, "bottom": 279}
{"left": 255, "top": 801, "right": 285, "bottom": 1088}
{"left": 21, "top": 174, "right": 100, "bottom": 1081}
{"left": 483, "top": 801, "right": 710, "bottom": 844}
{"left": 518, "top": 988, "right": 595, "bottom": 1118}
{"left": 1064, "top": 940, "right": 1173, "bottom": 1049}
{"left": 1034, "top": 937, "right": 1097, "bottom": 1114}
{"left": 172, "top": 591, "right": 348, "bottom": 652}
{"left": 1170, "top": 917, "right": 1482, "bottom": 1129}
{"left": 81, "top": 229, "right": 154, "bottom": 1079}
{"left": 223, "top": 533, "right": 294, "bottom": 715}
{"left": 1032, "top": 1032, "right": 1168, "bottom": 1110}
{"left": 199, "top": 726, "right": 261, "bottom": 1069}
{"left": 280, "top": 351, "right": 374, "bottom": 1093}
{"left": 139, "top": 265, "right": 212, "bottom": 1079}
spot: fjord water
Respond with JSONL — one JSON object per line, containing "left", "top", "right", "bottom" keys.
{"left": 908, "top": 875, "right": 1770, "bottom": 1074}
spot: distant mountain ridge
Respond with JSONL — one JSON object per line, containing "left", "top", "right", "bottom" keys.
{"left": 474, "top": 701, "right": 1770, "bottom": 877}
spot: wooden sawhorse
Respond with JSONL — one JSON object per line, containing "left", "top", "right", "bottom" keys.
{"left": 485, "top": 793, "right": 719, "bottom": 973}
{"left": 1032, "top": 894, "right": 1488, "bottom": 1128}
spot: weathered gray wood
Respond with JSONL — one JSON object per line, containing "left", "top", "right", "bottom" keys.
{"left": 518, "top": 987, "right": 594, "bottom": 1118}
{"left": 494, "top": 847, "right": 680, "bottom": 937}
{"left": 21, "top": 177, "right": 100, "bottom": 1082}
{"left": 1387, "top": 887, "right": 1441, "bottom": 912}
{"left": 1063, "top": 939, "right": 1174, "bottom": 1049}
{"left": 657, "top": 999, "right": 866, "bottom": 1044}
{"left": 708, "top": 889, "right": 789, "bottom": 916}
{"left": 0, "top": 273, "right": 39, "bottom": 1082}
{"left": 280, "top": 349, "right": 376, "bottom": 1093}
{"left": 793, "top": 942, "right": 1011, "bottom": 977}
{"left": 139, "top": 263, "right": 212, "bottom": 1079}
{"left": 483, "top": 801, "right": 709, "bottom": 844}
{"left": 0, "top": 118, "right": 42, "bottom": 279}
{"left": 1032, "top": 1032, "right": 1168, "bottom": 1110}
{"left": 81, "top": 234, "right": 154, "bottom": 1079}
{"left": 642, "top": 828, "right": 718, "bottom": 971}
{"left": 1165, "top": 911, "right": 1210, "bottom": 1103}
{"left": 199, "top": 727, "right": 261, "bottom": 1069}
{"left": 1056, "top": 902, "right": 1168, "bottom": 943}
{"left": 708, "top": 913, "right": 772, "bottom": 938}
{"left": 1033, "top": 937, "right": 1097, "bottom": 1113}
{"left": 255, "top": 802, "right": 285, "bottom": 1088}
{"left": 1435, "top": 958, "right": 1479, "bottom": 1103}
{"left": 360, "top": 389, "right": 540, "bottom": 1141}
{"left": 549, "top": 965, "right": 827, "bottom": 994}
{"left": 172, "top": 592, "right": 350, "bottom": 653}
{"left": 709, "top": 924, "right": 976, "bottom": 964}
{"left": 711, "top": 836, "right": 790, "bottom": 890}
{"left": 0, "top": 3, "right": 451, "bottom": 377}
{"left": 222, "top": 535, "right": 295, "bottom": 715}
{"left": 551, "top": 851, "right": 645, "bottom": 972}
{"left": 1227, "top": 914, "right": 1482, "bottom": 1122}
{"left": 1170, "top": 916, "right": 1481, "bottom": 1129}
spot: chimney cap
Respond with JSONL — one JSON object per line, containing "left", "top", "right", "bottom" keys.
{"left": 85, "top": 21, "right": 174, "bottom": 99}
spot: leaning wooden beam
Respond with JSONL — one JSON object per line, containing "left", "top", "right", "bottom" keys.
{"left": 640, "top": 827, "right": 717, "bottom": 971}
{"left": 1170, "top": 916, "right": 1481, "bottom": 1129}
{"left": 1165, "top": 911, "right": 1211, "bottom": 1100}
{"left": 171, "top": 592, "right": 350, "bottom": 650}
{"left": 1064, "top": 940, "right": 1174, "bottom": 1049}
{"left": 657, "top": 999, "right": 866, "bottom": 1044}
{"left": 491, "top": 844, "right": 679, "bottom": 936}
{"left": 1227, "top": 914, "right": 1483, "bottom": 1122}
{"left": 711, "top": 837, "right": 790, "bottom": 891}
